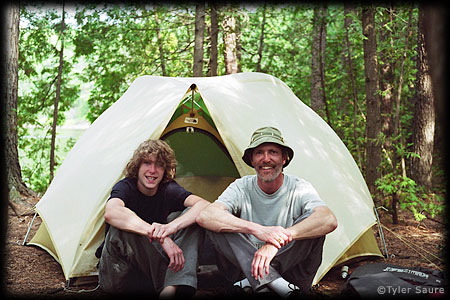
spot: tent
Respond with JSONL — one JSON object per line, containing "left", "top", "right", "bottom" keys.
{"left": 28, "top": 72, "right": 382, "bottom": 285}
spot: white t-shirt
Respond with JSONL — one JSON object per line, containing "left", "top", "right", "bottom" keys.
{"left": 216, "top": 174, "right": 326, "bottom": 247}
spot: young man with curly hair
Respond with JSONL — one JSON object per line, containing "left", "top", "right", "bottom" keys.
{"left": 98, "top": 139, "right": 209, "bottom": 298}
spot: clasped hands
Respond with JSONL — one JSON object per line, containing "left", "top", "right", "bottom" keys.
{"left": 252, "top": 225, "right": 293, "bottom": 280}
{"left": 144, "top": 223, "right": 292, "bottom": 277}
{"left": 146, "top": 222, "right": 184, "bottom": 272}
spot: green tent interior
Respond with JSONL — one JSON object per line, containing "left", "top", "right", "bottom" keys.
{"left": 161, "top": 91, "right": 240, "bottom": 203}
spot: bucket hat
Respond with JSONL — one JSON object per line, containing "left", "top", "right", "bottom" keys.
{"left": 242, "top": 126, "right": 294, "bottom": 168}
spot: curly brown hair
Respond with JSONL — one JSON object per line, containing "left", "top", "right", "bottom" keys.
{"left": 124, "top": 139, "right": 177, "bottom": 183}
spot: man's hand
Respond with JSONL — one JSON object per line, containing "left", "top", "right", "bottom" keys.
{"left": 147, "top": 222, "right": 178, "bottom": 241}
{"left": 159, "top": 237, "right": 185, "bottom": 272}
{"left": 252, "top": 225, "right": 292, "bottom": 248}
{"left": 252, "top": 243, "right": 278, "bottom": 280}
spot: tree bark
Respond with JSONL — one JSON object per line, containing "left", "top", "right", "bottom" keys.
{"left": 410, "top": 6, "right": 435, "bottom": 190}
{"left": 311, "top": 5, "right": 330, "bottom": 124}
{"left": 235, "top": 15, "right": 242, "bottom": 73}
{"left": 256, "top": 4, "right": 267, "bottom": 72}
{"left": 50, "top": 3, "right": 66, "bottom": 182}
{"left": 393, "top": 8, "right": 414, "bottom": 178}
{"left": 423, "top": 4, "right": 446, "bottom": 190}
{"left": 362, "top": 6, "right": 381, "bottom": 197}
{"left": 193, "top": 3, "right": 205, "bottom": 77}
{"left": 379, "top": 6, "right": 395, "bottom": 173}
{"left": 3, "top": 4, "right": 35, "bottom": 197}
{"left": 207, "top": 3, "right": 218, "bottom": 77}
{"left": 154, "top": 12, "right": 166, "bottom": 76}
{"left": 343, "top": 4, "right": 362, "bottom": 167}
{"left": 222, "top": 14, "right": 238, "bottom": 74}
{"left": 423, "top": 4, "right": 445, "bottom": 121}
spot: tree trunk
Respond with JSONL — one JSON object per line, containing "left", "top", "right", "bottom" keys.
{"left": 393, "top": 8, "right": 414, "bottom": 178}
{"left": 256, "top": 4, "right": 267, "bottom": 72}
{"left": 423, "top": 4, "right": 445, "bottom": 189}
{"left": 379, "top": 6, "right": 395, "bottom": 173}
{"left": 236, "top": 15, "right": 242, "bottom": 73}
{"left": 193, "top": 3, "right": 205, "bottom": 77}
{"left": 423, "top": 4, "right": 445, "bottom": 120}
{"left": 343, "top": 4, "right": 362, "bottom": 167}
{"left": 392, "top": 192, "right": 399, "bottom": 224}
{"left": 207, "top": 3, "right": 218, "bottom": 77}
{"left": 410, "top": 6, "right": 435, "bottom": 190}
{"left": 362, "top": 6, "right": 381, "bottom": 197}
{"left": 3, "top": 4, "right": 35, "bottom": 197}
{"left": 222, "top": 14, "right": 238, "bottom": 74}
{"left": 154, "top": 12, "right": 166, "bottom": 76}
{"left": 50, "top": 4, "right": 66, "bottom": 183}
{"left": 311, "top": 5, "right": 330, "bottom": 124}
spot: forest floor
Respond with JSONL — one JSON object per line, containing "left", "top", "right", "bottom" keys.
{"left": 4, "top": 194, "right": 447, "bottom": 298}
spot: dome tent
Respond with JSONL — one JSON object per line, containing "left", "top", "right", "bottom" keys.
{"left": 28, "top": 72, "right": 382, "bottom": 285}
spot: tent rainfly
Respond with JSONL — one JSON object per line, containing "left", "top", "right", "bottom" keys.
{"left": 28, "top": 72, "right": 382, "bottom": 285}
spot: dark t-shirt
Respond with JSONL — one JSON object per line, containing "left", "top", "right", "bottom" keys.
{"left": 109, "top": 177, "right": 192, "bottom": 224}
{"left": 95, "top": 178, "right": 191, "bottom": 259}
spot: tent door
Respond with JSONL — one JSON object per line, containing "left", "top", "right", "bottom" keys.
{"left": 161, "top": 127, "right": 239, "bottom": 202}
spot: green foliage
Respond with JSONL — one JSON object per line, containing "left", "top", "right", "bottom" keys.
{"left": 376, "top": 173, "right": 422, "bottom": 220}
{"left": 18, "top": 4, "right": 80, "bottom": 192}
{"left": 74, "top": 4, "right": 197, "bottom": 121}
{"left": 240, "top": 5, "right": 313, "bottom": 102}
{"left": 376, "top": 173, "right": 444, "bottom": 221}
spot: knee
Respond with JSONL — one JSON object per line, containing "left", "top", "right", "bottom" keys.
{"left": 105, "top": 228, "right": 147, "bottom": 257}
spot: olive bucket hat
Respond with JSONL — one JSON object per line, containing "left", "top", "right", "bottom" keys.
{"left": 242, "top": 126, "right": 294, "bottom": 168}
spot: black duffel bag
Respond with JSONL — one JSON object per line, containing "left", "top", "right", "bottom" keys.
{"left": 342, "top": 262, "right": 446, "bottom": 297}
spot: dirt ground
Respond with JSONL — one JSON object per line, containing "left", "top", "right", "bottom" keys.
{"left": 3, "top": 195, "right": 447, "bottom": 298}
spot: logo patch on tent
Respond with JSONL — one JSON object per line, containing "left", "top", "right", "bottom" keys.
{"left": 184, "top": 117, "right": 198, "bottom": 125}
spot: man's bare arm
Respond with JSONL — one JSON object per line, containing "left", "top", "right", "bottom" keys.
{"left": 196, "top": 202, "right": 291, "bottom": 248}
{"left": 150, "top": 195, "right": 210, "bottom": 239}
{"left": 286, "top": 206, "right": 338, "bottom": 241}
{"left": 104, "top": 198, "right": 152, "bottom": 235}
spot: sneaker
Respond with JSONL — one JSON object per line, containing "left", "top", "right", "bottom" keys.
{"left": 226, "top": 285, "right": 253, "bottom": 296}
{"left": 287, "top": 283, "right": 302, "bottom": 299}
{"left": 232, "top": 277, "right": 253, "bottom": 294}
{"left": 255, "top": 285, "right": 276, "bottom": 298}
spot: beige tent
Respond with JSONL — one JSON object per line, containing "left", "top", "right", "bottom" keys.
{"left": 28, "top": 72, "right": 382, "bottom": 285}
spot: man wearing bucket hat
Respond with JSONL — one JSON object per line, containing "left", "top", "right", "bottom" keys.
{"left": 197, "top": 126, "right": 337, "bottom": 297}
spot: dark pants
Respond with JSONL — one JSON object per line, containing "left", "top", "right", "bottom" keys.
{"left": 207, "top": 213, "right": 325, "bottom": 293}
{"left": 98, "top": 212, "right": 204, "bottom": 295}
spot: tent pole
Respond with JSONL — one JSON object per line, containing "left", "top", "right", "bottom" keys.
{"left": 22, "top": 212, "right": 37, "bottom": 246}
{"left": 189, "top": 84, "right": 196, "bottom": 117}
{"left": 374, "top": 206, "right": 389, "bottom": 258}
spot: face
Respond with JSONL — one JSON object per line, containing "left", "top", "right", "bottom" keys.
{"left": 136, "top": 155, "right": 165, "bottom": 196}
{"left": 250, "top": 143, "right": 286, "bottom": 183}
